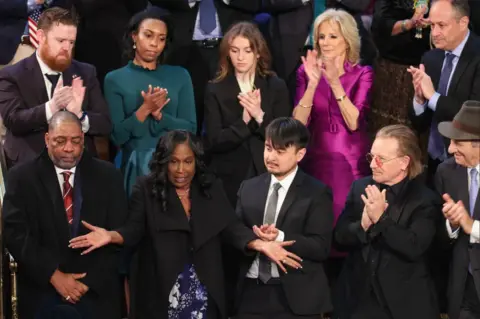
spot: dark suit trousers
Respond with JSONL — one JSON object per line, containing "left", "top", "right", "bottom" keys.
{"left": 235, "top": 279, "right": 319, "bottom": 319}
{"left": 459, "top": 273, "right": 480, "bottom": 319}
{"left": 185, "top": 43, "right": 219, "bottom": 135}
{"left": 34, "top": 293, "right": 93, "bottom": 319}
{"left": 350, "top": 290, "right": 392, "bottom": 319}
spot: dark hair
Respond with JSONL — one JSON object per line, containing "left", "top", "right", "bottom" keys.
{"left": 123, "top": 7, "right": 173, "bottom": 64}
{"left": 265, "top": 117, "right": 310, "bottom": 150}
{"left": 213, "top": 21, "right": 275, "bottom": 82}
{"left": 48, "top": 110, "right": 82, "bottom": 132}
{"left": 38, "top": 7, "right": 79, "bottom": 32}
{"left": 148, "top": 130, "right": 212, "bottom": 212}
{"left": 431, "top": 0, "right": 470, "bottom": 18}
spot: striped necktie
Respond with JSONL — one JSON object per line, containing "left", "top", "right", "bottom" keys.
{"left": 61, "top": 171, "right": 74, "bottom": 224}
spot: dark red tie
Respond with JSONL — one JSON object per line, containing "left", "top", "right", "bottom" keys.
{"left": 61, "top": 171, "right": 73, "bottom": 224}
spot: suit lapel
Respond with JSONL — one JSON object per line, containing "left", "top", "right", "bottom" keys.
{"left": 456, "top": 165, "right": 470, "bottom": 213}
{"left": 276, "top": 170, "right": 305, "bottom": 228}
{"left": 253, "top": 174, "right": 271, "bottom": 227}
{"left": 429, "top": 50, "right": 444, "bottom": 89}
{"left": 36, "top": 151, "right": 71, "bottom": 243}
{"left": 25, "top": 55, "right": 49, "bottom": 104}
{"left": 72, "top": 164, "right": 83, "bottom": 238}
{"left": 449, "top": 34, "right": 474, "bottom": 94}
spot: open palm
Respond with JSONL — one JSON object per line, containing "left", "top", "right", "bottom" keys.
{"left": 69, "top": 221, "right": 111, "bottom": 255}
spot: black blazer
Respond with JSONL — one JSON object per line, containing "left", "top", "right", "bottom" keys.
{"left": 435, "top": 158, "right": 480, "bottom": 319}
{"left": 259, "top": 0, "right": 313, "bottom": 90}
{"left": 149, "top": 0, "right": 260, "bottom": 66}
{"left": 410, "top": 33, "right": 480, "bottom": 147}
{"left": 234, "top": 170, "right": 334, "bottom": 315}
{"left": 2, "top": 150, "right": 127, "bottom": 319}
{"left": 0, "top": 54, "right": 112, "bottom": 167}
{"left": 204, "top": 73, "right": 292, "bottom": 205}
{"left": 118, "top": 176, "right": 257, "bottom": 319}
{"left": 334, "top": 176, "right": 441, "bottom": 319}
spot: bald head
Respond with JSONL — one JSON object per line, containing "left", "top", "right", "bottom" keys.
{"left": 45, "top": 111, "right": 84, "bottom": 169}
{"left": 48, "top": 110, "right": 82, "bottom": 133}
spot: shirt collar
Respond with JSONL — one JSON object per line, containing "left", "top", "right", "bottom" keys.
{"left": 467, "top": 164, "right": 480, "bottom": 175}
{"left": 449, "top": 30, "right": 470, "bottom": 58}
{"left": 270, "top": 166, "right": 298, "bottom": 192}
{"left": 54, "top": 166, "right": 77, "bottom": 177}
{"left": 36, "top": 51, "right": 60, "bottom": 75}
{"left": 378, "top": 176, "right": 408, "bottom": 196}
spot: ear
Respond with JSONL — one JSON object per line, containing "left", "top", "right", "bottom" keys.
{"left": 296, "top": 148, "right": 307, "bottom": 163}
{"left": 132, "top": 33, "right": 138, "bottom": 45}
{"left": 45, "top": 132, "right": 50, "bottom": 148}
{"left": 37, "top": 29, "right": 46, "bottom": 45}
{"left": 401, "top": 155, "right": 411, "bottom": 171}
{"left": 459, "top": 16, "right": 470, "bottom": 30}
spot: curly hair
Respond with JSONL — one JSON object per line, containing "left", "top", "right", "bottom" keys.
{"left": 147, "top": 130, "right": 213, "bottom": 212}
{"left": 122, "top": 7, "right": 173, "bottom": 65}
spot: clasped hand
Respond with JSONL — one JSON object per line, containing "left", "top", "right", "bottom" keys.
{"left": 141, "top": 85, "right": 170, "bottom": 120}
{"left": 238, "top": 89, "right": 263, "bottom": 123}
{"left": 51, "top": 77, "right": 86, "bottom": 117}
{"left": 407, "top": 64, "right": 435, "bottom": 104}
{"left": 360, "top": 185, "right": 389, "bottom": 230}
{"left": 442, "top": 193, "right": 474, "bottom": 234}
{"left": 50, "top": 269, "right": 89, "bottom": 304}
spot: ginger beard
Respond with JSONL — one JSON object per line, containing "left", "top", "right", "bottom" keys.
{"left": 39, "top": 37, "right": 73, "bottom": 72}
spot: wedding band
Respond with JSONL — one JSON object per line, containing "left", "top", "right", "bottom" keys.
{"left": 65, "top": 296, "right": 71, "bottom": 301}
{"left": 282, "top": 259, "right": 287, "bottom": 263}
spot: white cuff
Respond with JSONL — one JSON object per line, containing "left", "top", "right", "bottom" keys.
{"left": 81, "top": 115, "right": 90, "bottom": 133}
{"left": 446, "top": 219, "right": 460, "bottom": 239}
{"left": 45, "top": 102, "right": 53, "bottom": 121}
{"left": 413, "top": 98, "right": 427, "bottom": 116}
{"left": 275, "top": 230, "right": 285, "bottom": 242}
{"left": 470, "top": 220, "right": 480, "bottom": 244}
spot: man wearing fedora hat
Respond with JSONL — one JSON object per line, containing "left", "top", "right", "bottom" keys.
{"left": 435, "top": 100, "right": 480, "bottom": 319}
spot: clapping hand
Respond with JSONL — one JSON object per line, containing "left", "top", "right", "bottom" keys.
{"left": 361, "top": 206, "right": 373, "bottom": 231}
{"left": 407, "top": 64, "right": 435, "bottom": 101}
{"left": 66, "top": 77, "right": 86, "bottom": 117}
{"left": 51, "top": 78, "right": 73, "bottom": 112}
{"left": 301, "top": 50, "right": 322, "bottom": 87}
{"left": 322, "top": 56, "right": 342, "bottom": 86}
{"left": 361, "top": 185, "right": 388, "bottom": 223}
{"left": 238, "top": 89, "right": 263, "bottom": 122}
{"left": 442, "top": 193, "right": 474, "bottom": 234}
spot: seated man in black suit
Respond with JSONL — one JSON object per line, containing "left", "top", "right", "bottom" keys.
{"left": 2, "top": 111, "right": 126, "bottom": 319}
{"left": 334, "top": 124, "right": 440, "bottom": 319}
{"left": 435, "top": 100, "right": 480, "bottom": 319}
{"left": 408, "top": 0, "right": 480, "bottom": 187}
{"left": 234, "top": 117, "right": 334, "bottom": 318}
{"left": 0, "top": 7, "right": 112, "bottom": 168}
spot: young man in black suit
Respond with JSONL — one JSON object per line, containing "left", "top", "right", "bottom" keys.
{"left": 334, "top": 124, "right": 440, "bottom": 319}
{"left": 234, "top": 117, "right": 334, "bottom": 318}
{"left": 2, "top": 111, "right": 127, "bottom": 318}
{"left": 408, "top": 0, "right": 480, "bottom": 187}
{"left": 435, "top": 100, "right": 480, "bottom": 319}
{"left": 0, "top": 7, "right": 112, "bottom": 168}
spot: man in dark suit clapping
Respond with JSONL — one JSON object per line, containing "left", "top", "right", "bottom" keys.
{"left": 0, "top": 7, "right": 111, "bottom": 168}
{"left": 435, "top": 100, "right": 480, "bottom": 319}
{"left": 2, "top": 110, "right": 127, "bottom": 319}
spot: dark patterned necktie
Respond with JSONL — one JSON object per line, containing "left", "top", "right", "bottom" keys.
{"left": 199, "top": 0, "right": 216, "bottom": 34}
{"left": 258, "top": 182, "right": 281, "bottom": 284}
{"left": 61, "top": 171, "right": 74, "bottom": 225}
{"left": 428, "top": 53, "right": 455, "bottom": 160}
{"left": 45, "top": 73, "right": 60, "bottom": 98}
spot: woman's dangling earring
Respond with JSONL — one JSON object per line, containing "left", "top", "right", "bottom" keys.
{"left": 133, "top": 43, "right": 136, "bottom": 50}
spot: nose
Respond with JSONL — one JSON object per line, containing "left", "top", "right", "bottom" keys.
{"left": 150, "top": 37, "right": 159, "bottom": 48}
{"left": 369, "top": 156, "right": 378, "bottom": 169}
{"left": 63, "top": 141, "right": 74, "bottom": 152}
{"left": 176, "top": 162, "right": 184, "bottom": 173}
{"left": 431, "top": 25, "right": 441, "bottom": 37}
{"left": 447, "top": 141, "right": 455, "bottom": 154}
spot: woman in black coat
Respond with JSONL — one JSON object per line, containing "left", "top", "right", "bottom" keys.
{"left": 69, "top": 130, "right": 301, "bottom": 318}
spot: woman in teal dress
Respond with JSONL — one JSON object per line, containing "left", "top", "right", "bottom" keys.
{"left": 104, "top": 8, "right": 196, "bottom": 195}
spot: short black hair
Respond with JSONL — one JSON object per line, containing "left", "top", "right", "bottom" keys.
{"left": 265, "top": 117, "right": 310, "bottom": 150}
{"left": 123, "top": 7, "right": 173, "bottom": 64}
{"left": 48, "top": 110, "right": 82, "bottom": 132}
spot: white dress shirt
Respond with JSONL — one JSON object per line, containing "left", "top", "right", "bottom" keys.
{"left": 246, "top": 166, "right": 298, "bottom": 279}
{"left": 446, "top": 164, "right": 480, "bottom": 243}
{"left": 54, "top": 166, "right": 76, "bottom": 193}
{"left": 189, "top": 0, "right": 229, "bottom": 40}
{"left": 36, "top": 53, "right": 90, "bottom": 133}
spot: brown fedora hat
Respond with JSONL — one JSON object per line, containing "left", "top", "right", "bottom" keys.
{"left": 438, "top": 100, "right": 480, "bottom": 140}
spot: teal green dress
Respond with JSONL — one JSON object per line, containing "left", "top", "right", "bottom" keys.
{"left": 104, "top": 61, "right": 197, "bottom": 195}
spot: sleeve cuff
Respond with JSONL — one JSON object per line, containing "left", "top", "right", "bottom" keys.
{"left": 81, "top": 115, "right": 90, "bottom": 133}
{"left": 427, "top": 92, "right": 440, "bottom": 111}
{"left": 413, "top": 98, "right": 427, "bottom": 116}
{"left": 45, "top": 102, "right": 53, "bottom": 121}
{"left": 470, "top": 220, "right": 480, "bottom": 244}
{"left": 275, "top": 230, "right": 285, "bottom": 242}
{"left": 446, "top": 219, "right": 460, "bottom": 239}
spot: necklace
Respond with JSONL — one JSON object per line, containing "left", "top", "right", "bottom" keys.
{"left": 176, "top": 188, "right": 190, "bottom": 200}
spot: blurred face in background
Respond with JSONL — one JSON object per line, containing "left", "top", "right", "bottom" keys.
{"left": 38, "top": 23, "right": 77, "bottom": 72}
{"left": 429, "top": 0, "right": 469, "bottom": 51}
{"left": 132, "top": 18, "right": 167, "bottom": 64}
{"left": 448, "top": 140, "right": 480, "bottom": 168}
{"left": 369, "top": 137, "right": 410, "bottom": 186}
{"left": 229, "top": 36, "right": 259, "bottom": 75}
{"left": 317, "top": 20, "right": 348, "bottom": 61}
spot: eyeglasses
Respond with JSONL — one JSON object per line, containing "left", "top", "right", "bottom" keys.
{"left": 366, "top": 153, "right": 402, "bottom": 168}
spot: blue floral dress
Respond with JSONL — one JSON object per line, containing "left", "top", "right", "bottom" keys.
{"left": 168, "top": 264, "right": 208, "bottom": 319}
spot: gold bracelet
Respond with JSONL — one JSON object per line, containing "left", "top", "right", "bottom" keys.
{"left": 336, "top": 95, "right": 347, "bottom": 102}
{"left": 298, "top": 103, "right": 312, "bottom": 108}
